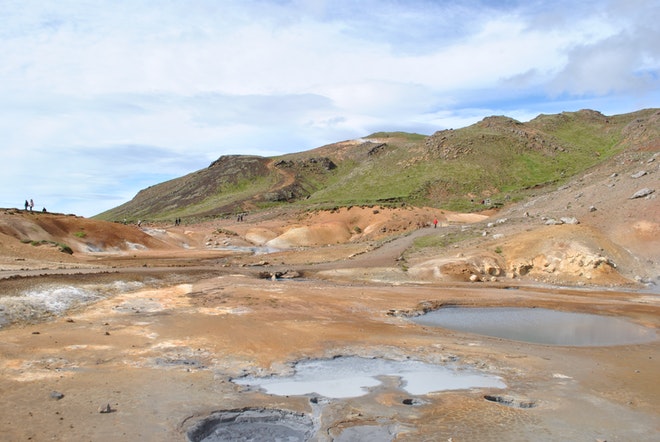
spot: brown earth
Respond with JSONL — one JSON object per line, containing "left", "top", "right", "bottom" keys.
{"left": 0, "top": 148, "right": 658, "bottom": 441}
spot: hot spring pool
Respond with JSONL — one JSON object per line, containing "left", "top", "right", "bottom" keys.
{"left": 412, "top": 307, "right": 657, "bottom": 346}
{"left": 233, "top": 356, "right": 504, "bottom": 398}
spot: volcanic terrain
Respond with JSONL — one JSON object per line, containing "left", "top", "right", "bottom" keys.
{"left": 0, "top": 110, "right": 658, "bottom": 441}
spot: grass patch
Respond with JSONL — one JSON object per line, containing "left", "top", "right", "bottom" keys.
{"left": 25, "top": 239, "right": 74, "bottom": 254}
{"left": 59, "top": 244, "right": 74, "bottom": 254}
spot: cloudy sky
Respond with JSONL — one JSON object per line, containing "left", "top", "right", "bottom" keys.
{"left": 1, "top": 0, "right": 658, "bottom": 217}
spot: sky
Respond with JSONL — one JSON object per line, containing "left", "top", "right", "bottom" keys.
{"left": 1, "top": 0, "right": 658, "bottom": 217}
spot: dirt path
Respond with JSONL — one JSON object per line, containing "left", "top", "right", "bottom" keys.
{"left": 267, "top": 158, "right": 297, "bottom": 190}
{"left": 327, "top": 226, "right": 436, "bottom": 269}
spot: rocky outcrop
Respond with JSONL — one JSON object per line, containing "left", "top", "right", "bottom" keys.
{"left": 507, "top": 250, "right": 618, "bottom": 282}
{"left": 408, "top": 223, "right": 637, "bottom": 286}
{"left": 274, "top": 157, "right": 336, "bottom": 171}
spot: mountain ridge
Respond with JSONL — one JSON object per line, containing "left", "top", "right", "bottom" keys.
{"left": 95, "top": 108, "right": 659, "bottom": 222}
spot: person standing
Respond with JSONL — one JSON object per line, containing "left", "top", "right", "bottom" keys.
{"left": 24, "top": 200, "right": 29, "bottom": 211}
{"left": 433, "top": 217, "right": 438, "bottom": 228}
{"left": 29, "top": 199, "right": 34, "bottom": 211}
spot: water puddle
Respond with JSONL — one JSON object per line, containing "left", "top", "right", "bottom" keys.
{"left": 412, "top": 307, "right": 657, "bottom": 346}
{"left": 233, "top": 356, "right": 505, "bottom": 398}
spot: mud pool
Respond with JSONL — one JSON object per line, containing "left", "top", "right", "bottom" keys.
{"left": 233, "top": 356, "right": 505, "bottom": 398}
{"left": 186, "top": 408, "right": 314, "bottom": 442}
{"left": 412, "top": 307, "right": 658, "bottom": 346}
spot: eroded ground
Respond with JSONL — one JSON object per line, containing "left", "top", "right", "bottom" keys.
{"left": 1, "top": 258, "right": 658, "bottom": 441}
{"left": 1, "top": 175, "right": 659, "bottom": 441}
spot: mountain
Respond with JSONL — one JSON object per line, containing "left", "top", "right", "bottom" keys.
{"left": 94, "top": 108, "right": 659, "bottom": 222}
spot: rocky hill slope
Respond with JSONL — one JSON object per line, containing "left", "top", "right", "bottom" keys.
{"left": 403, "top": 141, "right": 659, "bottom": 287}
{"left": 95, "top": 108, "right": 659, "bottom": 222}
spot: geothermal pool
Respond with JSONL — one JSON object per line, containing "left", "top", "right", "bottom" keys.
{"left": 411, "top": 307, "right": 657, "bottom": 346}
{"left": 212, "top": 357, "right": 505, "bottom": 441}
{"left": 233, "top": 356, "right": 505, "bottom": 398}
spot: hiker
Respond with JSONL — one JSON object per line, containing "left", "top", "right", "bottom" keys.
{"left": 29, "top": 199, "right": 34, "bottom": 211}
{"left": 433, "top": 217, "right": 438, "bottom": 228}
{"left": 24, "top": 200, "right": 29, "bottom": 211}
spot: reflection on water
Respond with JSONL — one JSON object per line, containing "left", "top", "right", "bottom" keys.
{"left": 234, "top": 356, "right": 505, "bottom": 398}
{"left": 412, "top": 307, "right": 657, "bottom": 346}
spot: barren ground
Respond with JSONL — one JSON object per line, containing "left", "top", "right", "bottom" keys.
{"left": 0, "top": 148, "right": 658, "bottom": 441}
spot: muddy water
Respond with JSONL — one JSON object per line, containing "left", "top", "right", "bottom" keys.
{"left": 412, "top": 307, "right": 658, "bottom": 346}
{"left": 186, "top": 409, "right": 314, "bottom": 442}
{"left": 234, "top": 356, "right": 505, "bottom": 398}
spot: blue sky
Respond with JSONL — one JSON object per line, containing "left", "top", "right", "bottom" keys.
{"left": 1, "top": 0, "right": 658, "bottom": 217}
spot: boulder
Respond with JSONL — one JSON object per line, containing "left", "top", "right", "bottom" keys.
{"left": 630, "top": 188, "right": 655, "bottom": 199}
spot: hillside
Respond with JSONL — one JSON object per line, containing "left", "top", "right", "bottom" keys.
{"left": 95, "top": 108, "right": 659, "bottom": 222}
